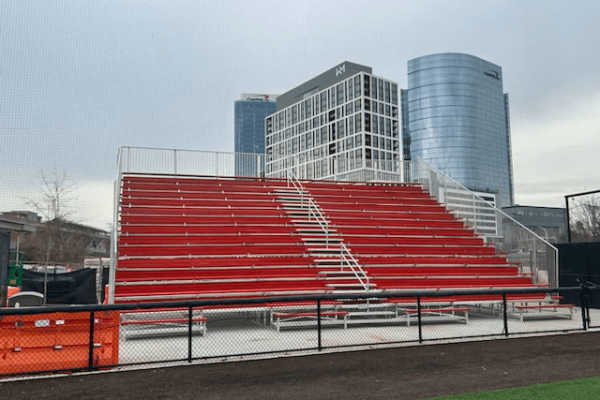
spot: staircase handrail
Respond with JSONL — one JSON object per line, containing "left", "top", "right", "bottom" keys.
{"left": 287, "top": 172, "right": 330, "bottom": 248}
{"left": 286, "top": 172, "right": 369, "bottom": 292}
{"left": 287, "top": 171, "right": 305, "bottom": 205}
{"left": 339, "top": 242, "right": 370, "bottom": 292}
{"left": 305, "top": 198, "right": 330, "bottom": 248}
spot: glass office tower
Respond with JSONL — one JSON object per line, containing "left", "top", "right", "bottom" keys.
{"left": 234, "top": 94, "right": 277, "bottom": 176}
{"left": 234, "top": 94, "right": 277, "bottom": 154}
{"left": 402, "top": 53, "right": 514, "bottom": 207}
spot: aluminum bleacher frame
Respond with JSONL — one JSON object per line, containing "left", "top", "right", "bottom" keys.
{"left": 109, "top": 173, "right": 568, "bottom": 332}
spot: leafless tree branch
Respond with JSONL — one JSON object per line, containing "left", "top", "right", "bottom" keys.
{"left": 571, "top": 194, "right": 600, "bottom": 242}
{"left": 25, "top": 169, "right": 78, "bottom": 222}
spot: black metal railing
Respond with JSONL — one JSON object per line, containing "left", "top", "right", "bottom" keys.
{"left": 1, "top": 286, "right": 598, "bottom": 380}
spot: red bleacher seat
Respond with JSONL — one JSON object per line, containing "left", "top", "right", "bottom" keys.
{"left": 113, "top": 174, "right": 541, "bottom": 304}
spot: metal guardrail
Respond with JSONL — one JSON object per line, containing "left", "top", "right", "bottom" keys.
{"left": 286, "top": 172, "right": 370, "bottom": 290}
{"left": 339, "top": 242, "right": 371, "bottom": 291}
{"left": 305, "top": 198, "right": 331, "bottom": 247}
{"left": 412, "top": 157, "right": 559, "bottom": 288}
{"left": 287, "top": 171, "right": 330, "bottom": 248}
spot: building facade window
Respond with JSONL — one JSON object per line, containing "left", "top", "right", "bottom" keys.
{"left": 265, "top": 63, "right": 401, "bottom": 181}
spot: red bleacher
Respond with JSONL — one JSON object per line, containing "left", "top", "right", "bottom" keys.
{"left": 114, "top": 175, "right": 542, "bottom": 304}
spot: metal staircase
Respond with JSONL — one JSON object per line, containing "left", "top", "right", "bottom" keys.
{"left": 274, "top": 173, "right": 374, "bottom": 293}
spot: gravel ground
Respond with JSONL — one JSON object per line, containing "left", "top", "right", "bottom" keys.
{"left": 2, "top": 331, "right": 600, "bottom": 400}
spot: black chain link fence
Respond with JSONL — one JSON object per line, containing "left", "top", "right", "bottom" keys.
{"left": 1, "top": 286, "right": 597, "bottom": 380}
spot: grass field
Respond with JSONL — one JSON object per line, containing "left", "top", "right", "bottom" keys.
{"left": 429, "top": 376, "right": 600, "bottom": 399}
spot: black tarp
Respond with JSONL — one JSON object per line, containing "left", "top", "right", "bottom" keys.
{"left": 557, "top": 242, "right": 600, "bottom": 308}
{"left": 20, "top": 268, "right": 109, "bottom": 305}
{"left": 0, "top": 232, "right": 9, "bottom": 306}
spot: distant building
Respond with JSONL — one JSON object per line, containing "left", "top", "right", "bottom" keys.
{"left": 234, "top": 93, "right": 277, "bottom": 177}
{"left": 57, "top": 220, "right": 111, "bottom": 257}
{"left": 0, "top": 211, "right": 40, "bottom": 248}
{"left": 234, "top": 93, "right": 278, "bottom": 154}
{"left": 402, "top": 53, "right": 514, "bottom": 207}
{"left": 265, "top": 61, "right": 401, "bottom": 181}
{"left": 502, "top": 205, "right": 567, "bottom": 243}
{"left": 0, "top": 211, "right": 110, "bottom": 262}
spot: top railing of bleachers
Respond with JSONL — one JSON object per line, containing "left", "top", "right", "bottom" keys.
{"left": 116, "top": 146, "right": 414, "bottom": 182}
{"left": 117, "top": 146, "right": 267, "bottom": 178}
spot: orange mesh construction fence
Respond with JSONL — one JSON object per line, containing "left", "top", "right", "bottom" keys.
{"left": 0, "top": 311, "right": 119, "bottom": 374}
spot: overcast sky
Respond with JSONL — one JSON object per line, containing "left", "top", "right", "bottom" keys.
{"left": 1, "top": 0, "right": 599, "bottom": 229}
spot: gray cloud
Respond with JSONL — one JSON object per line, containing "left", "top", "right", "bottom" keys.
{"left": 1, "top": 0, "right": 599, "bottom": 227}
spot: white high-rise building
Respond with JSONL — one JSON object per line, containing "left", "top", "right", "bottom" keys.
{"left": 265, "top": 62, "right": 401, "bottom": 182}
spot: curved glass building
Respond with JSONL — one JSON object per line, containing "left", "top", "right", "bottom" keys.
{"left": 402, "top": 53, "right": 514, "bottom": 207}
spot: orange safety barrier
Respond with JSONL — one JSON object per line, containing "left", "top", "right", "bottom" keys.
{"left": 7, "top": 287, "right": 20, "bottom": 298}
{"left": 5, "top": 287, "right": 20, "bottom": 306}
{"left": 0, "top": 311, "right": 119, "bottom": 374}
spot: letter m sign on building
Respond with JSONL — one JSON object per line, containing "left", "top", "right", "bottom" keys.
{"left": 335, "top": 64, "right": 345, "bottom": 76}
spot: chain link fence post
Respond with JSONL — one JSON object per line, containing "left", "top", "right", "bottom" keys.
{"left": 317, "top": 299, "right": 322, "bottom": 351}
{"left": 188, "top": 306, "right": 193, "bottom": 363}
{"left": 417, "top": 296, "right": 423, "bottom": 343}
{"left": 502, "top": 293, "right": 509, "bottom": 337}
{"left": 88, "top": 310, "right": 95, "bottom": 370}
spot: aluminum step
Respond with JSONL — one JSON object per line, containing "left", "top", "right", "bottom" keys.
{"left": 296, "top": 228, "right": 338, "bottom": 233}
{"left": 314, "top": 258, "right": 345, "bottom": 264}
{"left": 279, "top": 198, "right": 310, "bottom": 203}
{"left": 326, "top": 283, "right": 376, "bottom": 288}
{"left": 273, "top": 188, "right": 309, "bottom": 193}
{"left": 302, "top": 237, "right": 342, "bottom": 242}
{"left": 309, "top": 248, "right": 343, "bottom": 252}
{"left": 330, "top": 289, "right": 379, "bottom": 294}
{"left": 284, "top": 210, "right": 312, "bottom": 215}
{"left": 318, "top": 270, "right": 358, "bottom": 275}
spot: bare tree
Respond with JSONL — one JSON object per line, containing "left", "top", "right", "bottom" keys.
{"left": 570, "top": 194, "right": 600, "bottom": 242}
{"left": 26, "top": 170, "right": 77, "bottom": 222}
{"left": 21, "top": 170, "right": 88, "bottom": 264}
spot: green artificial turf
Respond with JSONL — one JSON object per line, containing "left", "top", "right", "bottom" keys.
{"left": 427, "top": 376, "right": 600, "bottom": 400}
